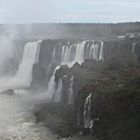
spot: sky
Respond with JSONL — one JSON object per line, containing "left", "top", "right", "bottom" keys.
{"left": 0, "top": 0, "right": 140, "bottom": 23}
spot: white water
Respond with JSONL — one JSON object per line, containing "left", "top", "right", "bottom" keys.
{"left": 0, "top": 40, "right": 58, "bottom": 139}
{"left": 46, "top": 41, "right": 85, "bottom": 101}
{"left": 0, "top": 90, "right": 58, "bottom": 140}
{"left": 54, "top": 78, "right": 63, "bottom": 102}
{"left": 132, "top": 42, "right": 136, "bottom": 53}
{"left": 52, "top": 47, "right": 56, "bottom": 62}
{"left": 12, "top": 41, "right": 40, "bottom": 87}
{"left": 46, "top": 40, "right": 105, "bottom": 102}
{"left": 46, "top": 66, "right": 60, "bottom": 99}
{"left": 0, "top": 39, "right": 105, "bottom": 139}
{"left": 99, "top": 42, "right": 104, "bottom": 61}
{"left": 61, "top": 41, "right": 103, "bottom": 67}
{"left": 75, "top": 41, "right": 86, "bottom": 64}
{"left": 83, "top": 93, "right": 92, "bottom": 128}
{"left": 61, "top": 41, "right": 86, "bottom": 67}
{"left": 89, "top": 41, "right": 100, "bottom": 60}
{"left": 68, "top": 76, "right": 74, "bottom": 104}
{"left": 0, "top": 41, "right": 40, "bottom": 91}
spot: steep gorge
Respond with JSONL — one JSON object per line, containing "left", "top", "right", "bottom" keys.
{"left": 33, "top": 36, "right": 140, "bottom": 139}
{"left": 0, "top": 25, "right": 140, "bottom": 139}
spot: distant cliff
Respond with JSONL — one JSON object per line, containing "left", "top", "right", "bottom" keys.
{"left": 1, "top": 22, "right": 140, "bottom": 40}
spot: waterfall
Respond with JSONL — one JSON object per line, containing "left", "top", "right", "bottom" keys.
{"left": 54, "top": 78, "right": 63, "bottom": 102}
{"left": 45, "top": 40, "right": 101, "bottom": 102}
{"left": 45, "top": 40, "right": 104, "bottom": 102}
{"left": 46, "top": 66, "right": 60, "bottom": 99}
{"left": 132, "top": 42, "right": 136, "bottom": 53}
{"left": 75, "top": 41, "right": 86, "bottom": 64}
{"left": 89, "top": 41, "right": 100, "bottom": 60}
{"left": 61, "top": 45, "right": 70, "bottom": 64}
{"left": 68, "top": 76, "right": 74, "bottom": 104}
{"left": 9, "top": 41, "right": 40, "bottom": 88}
{"left": 46, "top": 41, "right": 86, "bottom": 101}
{"left": 61, "top": 44, "right": 74, "bottom": 65}
{"left": 61, "top": 41, "right": 86, "bottom": 67}
{"left": 89, "top": 42, "right": 95, "bottom": 59}
{"left": 52, "top": 47, "right": 56, "bottom": 62}
{"left": 99, "top": 42, "right": 104, "bottom": 61}
{"left": 45, "top": 63, "right": 52, "bottom": 78}
{"left": 83, "top": 93, "right": 93, "bottom": 128}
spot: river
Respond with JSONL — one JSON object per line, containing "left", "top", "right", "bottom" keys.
{"left": 0, "top": 90, "right": 57, "bottom": 140}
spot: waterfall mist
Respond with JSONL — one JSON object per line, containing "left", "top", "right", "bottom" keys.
{"left": 0, "top": 32, "right": 51, "bottom": 139}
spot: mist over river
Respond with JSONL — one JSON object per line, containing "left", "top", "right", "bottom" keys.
{"left": 0, "top": 23, "right": 140, "bottom": 140}
{"left": 0, "top": 89, "right": 58, "bottom": 140}
{"left": 0, "top": 38, "right": 57, "bottom": 140}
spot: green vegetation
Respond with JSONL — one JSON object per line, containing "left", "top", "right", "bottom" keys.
{"left": 34, "top": 103, "right": 77, "bottom": 137}
{"left": 34, "top": 51, "right": 140, "bottom": 139}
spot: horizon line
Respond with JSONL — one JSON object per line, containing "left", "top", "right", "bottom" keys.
{"left": 1, "top": 21, "right": 140, "bottom": 25}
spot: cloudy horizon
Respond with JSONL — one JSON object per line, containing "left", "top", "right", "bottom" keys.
{"left": 0, "top": 0, "right": 140, "bottom": 24}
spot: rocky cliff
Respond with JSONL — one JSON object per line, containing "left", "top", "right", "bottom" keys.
{"left": 31, "top": 36, "right": 140, "bottom": 89}
{"left": 33, "top": 36, "right": 140, "bottom": 140}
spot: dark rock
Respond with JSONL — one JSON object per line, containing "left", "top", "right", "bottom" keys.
{"left": 1, "top": 89, "right": 14, "bottom": 95}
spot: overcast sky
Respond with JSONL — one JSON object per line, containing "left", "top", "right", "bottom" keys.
{"left": 0, "top": 0, "right": 140, "bottom": 23}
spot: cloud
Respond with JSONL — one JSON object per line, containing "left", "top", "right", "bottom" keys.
{"left": 0, "top": 0, "right": 140, "bottom": 23}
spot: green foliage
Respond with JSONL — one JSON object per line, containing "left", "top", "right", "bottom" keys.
{"left": 93, "top": 77, "right": 140, "bottom": 140}
{"left": 34, "top": 103, "right": 77, "bottom": 137}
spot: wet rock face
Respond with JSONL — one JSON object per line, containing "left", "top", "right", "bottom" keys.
{"left": 1, "top": 89, "right": 14, "bottom": 95}
{"left": 53, "top": 54, "right": 140, "bottom": 137}
{"left": 34, "top": 43, "right": 140, "bottom": 138}
{"left": 31, "top": 38, "right": 140, "bottom": 90}
{"left": 135, "top": 42, "right": 140, "bottom": 61}
{"left": 31, "top": 63, "right": 46, "bottom": 88}
{"left": 54, "top": 66, "right": 73, "bottom": 104}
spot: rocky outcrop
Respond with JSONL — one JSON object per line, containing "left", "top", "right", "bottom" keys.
{"left": 33, "top": 36, "right": 140, "bottom": 139}
{"left": 34, "top": 51, "right": 140, "bottom": 138}
{"left": 31, "top": 37, "right": 140, "bottom": 89}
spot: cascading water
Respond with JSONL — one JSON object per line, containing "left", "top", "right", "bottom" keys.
{"left": 46, "top": 41, "right": 86, "bottom": 100}
{"left": 46, "top": 40, "right": 105, "bottom": 102}
{"left": 61, "top": 41, "right": 102, "bottom": 66}
{"left": 46, "top": 66, "right": 60, "bottom": 99}
{"left": 14, "top": 41, "right": 40, "bottom": 87}
{"left": 52, "top": 47, "right": 56, "bottom": 62}
{"left": 0, "top": 36, "right": 137, "bottom": 139}
{"left": 75, "top": 41, "right": 86, "bottom": 64}
{"left": 1, "top": 41, "right": 41, "bottom": 90}
{"left": 61, "top": 41, "right": 88, "bottom": 66}
{"left": 61, "top": 45, "right": 69, "bottom": 64}
{"left": 89, "top": 41, "right": 100, "bottom": 60}
{"left": 54, "top": 78, "right": 63, "bottom": 102}
{"left": 0, "top": 39, "right": 57, "bottom": 139}
{"left": 99, "top": 42, "right": 104, "bottom": 61}
{"left": 83, "top": 93, "right": 93, "bottom": 128}
{"left": 68, "top": 76, "right": 74, "bottom": 104}
{"left": 132, "top": 42, "right": 136, "bottom": 53}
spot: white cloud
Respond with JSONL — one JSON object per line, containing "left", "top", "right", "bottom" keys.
{"left": 0, "top": 0, "right": 140, "bottom": 23}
